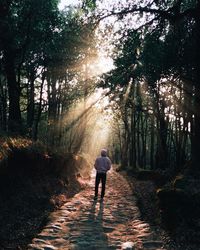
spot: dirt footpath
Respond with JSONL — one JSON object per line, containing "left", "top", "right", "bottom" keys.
{"left": 28, "top": 169, "right": 166, "bottom": 250}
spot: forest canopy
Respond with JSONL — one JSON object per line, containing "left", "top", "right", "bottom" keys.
{"left": 0, "top": 0, "right": 200, "bottom": 173}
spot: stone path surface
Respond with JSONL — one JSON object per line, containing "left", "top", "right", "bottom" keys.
{"left": 28, "top": 169, "right": 166, "bottom": 250}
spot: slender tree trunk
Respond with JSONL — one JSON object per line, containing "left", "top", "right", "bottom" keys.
{"left": 150, "top": 115, "right": 155, "bottom": 169}
{"left": 121, "top": 111, "right": 130, "bottom": 168}
{"left": 0, "top": 74, "right": 7, "bottom": 131}
{"left": 4, "top": 49, "right": 22, "bottom": 134}
{"left": 47, "top": 72, "right": 57, "bottom": 145}
{"left": 27, "top": 71, "right": 35, "bottom": 136}
{"left": 140, "top": 115, "right": 145, "bottom": 168}
{"left": 136, "top": 113, "right": 141, "bottom": 168}
{"left": 143, "top": 117, "right": 148, "bottom": 168}
{"left": 33, "top": 72, "right": 45, "bottom": 141}
{"left": 150, "top": 84, "right": 168, "bottom": 169}
{"left": 192, "top": 1, "right": 200, "bottom": 172}
{"left": 129, "top": 107, "right": 136, "bottom": 169}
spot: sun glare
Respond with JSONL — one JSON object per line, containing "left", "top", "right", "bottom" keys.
{"left": 97, "top": 56, "right": 114, "bottom": 74}
{"left": 89, "top": 56, "right": 114, "bottom": 76}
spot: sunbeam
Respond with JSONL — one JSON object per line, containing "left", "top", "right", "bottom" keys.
{"left": 57, "top": 88, "right": 113, "bottom": 159}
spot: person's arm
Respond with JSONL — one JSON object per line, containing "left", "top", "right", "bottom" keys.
{"left": 107, "top": 158, "right": 112, "bottom": 171}
{"left": 94, "top": 158, "right": 98, "bottom": 170}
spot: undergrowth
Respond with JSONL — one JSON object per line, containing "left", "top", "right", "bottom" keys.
{"left": 0, "top": 137, "right": 91, "bottom": 249}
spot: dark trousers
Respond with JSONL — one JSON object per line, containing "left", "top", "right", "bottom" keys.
{"left": 95, "top": 172, "right": 107, "bottom": 198}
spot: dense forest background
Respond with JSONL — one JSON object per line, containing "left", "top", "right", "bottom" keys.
{"left": 0, "top": 0, "right": 200, "bottom": 176}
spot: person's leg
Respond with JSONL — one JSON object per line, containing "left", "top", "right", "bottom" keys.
{"left": 101, "top": 173, "right": 107, "bottom": 199}
{"left": 95, "top": 172, "right": 101, "bottom": 198}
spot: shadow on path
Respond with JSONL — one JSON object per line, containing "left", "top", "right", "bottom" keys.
{"left": 67, "top": 199, "right": 115, "bottom": 250}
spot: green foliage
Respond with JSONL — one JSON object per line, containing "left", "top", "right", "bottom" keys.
{"left": 99, "top": 0, "right": 200, "bottom": 171}
{"left": 82, "top": 0, "right": 96, "bottom": 11}
{"left": 0, "top": 0, "right": 100, "bottom": 142}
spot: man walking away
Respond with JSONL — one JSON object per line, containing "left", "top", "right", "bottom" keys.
{"left": 94, "top": 149, "right": 112, "bottom": 201}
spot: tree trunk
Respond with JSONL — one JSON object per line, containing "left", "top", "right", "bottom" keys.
{"left": 191, "top": 1, "right": 200, "bottom": 172}
{"left": 129, "top": 107, "right": 136, "bottom": 169}
{"left": 27, "top": 71, "right": 35, "bottom": 136}
{"left": 33, "top": 72, "right": 45, "bottom": 141}
{"left": 150, "top": 115, "right": 155, "bottom": 169}
{"left": 4, "top": 49, "right": 22, "bottom": 134}
{"left": 0, "top": 74, "right": 7, "bottom": 131}
{"left": 121, "top": 116, "right": 130, "bottom": 168}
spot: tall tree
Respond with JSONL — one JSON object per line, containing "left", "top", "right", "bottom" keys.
{"left": 0, "top": 0, "right": 60, "bottom": 134}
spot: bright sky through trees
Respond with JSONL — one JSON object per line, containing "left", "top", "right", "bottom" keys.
{"left": 58, "top": 0, "right": 80, "bottom": 9}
